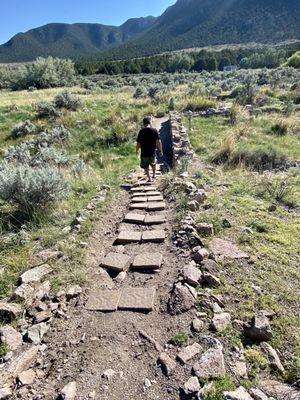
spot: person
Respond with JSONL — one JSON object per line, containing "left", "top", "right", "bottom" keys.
{"left": 136, "top": 116, "right": 163, "bottom": 182}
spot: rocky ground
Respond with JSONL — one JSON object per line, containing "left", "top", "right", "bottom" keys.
{"left": 0, "top": 115, "right": 299, "bottom": 400}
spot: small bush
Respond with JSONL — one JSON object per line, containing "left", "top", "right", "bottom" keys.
{"left": 285, "top": 357, "right": 300, "bottom": 388}
{"left": 169, "top": 332, "right": 189, "bottom": 347}
{"left": 133, "top": 86, "right": 148, "bottom": 99}
{"left": 11, "top": 120, "right": 37, "bottom": 138}
{"left": 0, "top": 342, "right": 8, "bottom": 358}
{"left": 35, "top": 126, "right": 71, "bottom": 147}
{"left": 203, "top": 377, "right": 236, "bottom": 400}
{"left": 212, "top": 135, "right": 236, "bottom": 164}
{"left": 0, "top": 162, "right": 69, "bottom": 215}
{"left": 36, "top": 101, "right": 60, "bottom": 119}
{"left": 270, "top": 120, "right": 288, "bottom": 136}
{"left": 229, "top": 147, "right": 288, "bottom": 170}
{"left": 184, "top": 96, "right": 216, "bottom": 111}
{"left": 54, "top": 90, "right": 83, "bottom": 111}
{"left": 245, "top": 348, "right": 269, "bottom": 381}
{"left": 257, "top": 173, "right": 294, "bottom": 204}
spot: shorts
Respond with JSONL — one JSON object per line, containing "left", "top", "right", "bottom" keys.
{"left": 140, "top": 156, "right": 156, "bottom": 170}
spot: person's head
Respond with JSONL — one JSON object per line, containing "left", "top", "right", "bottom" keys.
{"left": 143, "top": 116, "right": 152, "bottom": 127}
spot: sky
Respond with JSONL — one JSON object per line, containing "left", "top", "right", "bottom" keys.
{"left": 0, "top": 0, "right": 176, "bottom": 45}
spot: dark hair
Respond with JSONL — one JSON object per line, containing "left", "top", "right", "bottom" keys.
{"left": 143, "top": 116, "right": 151, "bottom": 126}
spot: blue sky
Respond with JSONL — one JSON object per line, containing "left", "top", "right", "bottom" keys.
{"left": 0, "top": 0, "right": 175, "bottom": 45}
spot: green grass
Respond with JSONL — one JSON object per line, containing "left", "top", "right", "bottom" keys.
{"left": 169, "top": 331, "right": 189, "bottom": 347}
{"left": 189, "top": 113, "right": 300, "bottom": 366}
{"left": 0, "top": 86, "right": 160, "bottom": 300}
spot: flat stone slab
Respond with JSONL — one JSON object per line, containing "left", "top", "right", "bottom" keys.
{"left": 209, "top": 238, "right": 249, "bottom": 259}
{"left": 131, "top": 197, "right": 148, "bottom": 203}
{"left": 131, "top": 192, "right": 147, "bottom": 197}
{"left": 177, "top": 343, "right": 202, "bottom": 364}
{"left": 146, "top": 191, "right": 162, "bottom": 196}
{"left": 124, "top": 213, "right": 145, "bottom": 224}
{"left": 115, "top": 231, "right": 142, "bottom": 244}
{"left": 132, "top": 253, "right": 163, "bottom": 270}
{"left": 20, "top": 264, "right": 53, "bottom": 284}
{"left": 118, "top": 287, "right": 156, "bottom": 311}
{"left": 86, "top": 290, "right": 121, "bottom": 312}
{"left": 143, "top": 186, "right": 158, "bottom": 192}
{"left": 148, "top": 196, "right": 164, "bottom": 202}
{"left": 147, "top": 202, "right": 166, "bottom": 211}
{"left": 131, "top": 187, "right": 144, "bottom": 193}
{"left": 101, "top": 252, "right": 132, "bottom": 273}
{"left": 142, "top": 230, "right": 166, "bottom": 243}
{"left": 130, "top": 203, "right": 147, "bottom": 210}
{"left": 144, "top": 215, "right": 166, "bottom": 225}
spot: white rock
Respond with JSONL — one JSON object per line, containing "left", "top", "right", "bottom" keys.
{"left": 184, "top": 376, "right": 200, "bottom": 394}
{"left": 102, "top": 369, "right": 116, "bottom": 381}
{"left": 224, "top": 386, "right": 253, "bottom": 400}
{"left": 26, "top": 323, "right": 49, "bottom": 345}
{"left": 20, "top": 264, "right": 53, "bottom": 284}
{"left": 60, "top": 381, "right": 77, "bottom": 400}
{"left": 0, "top": 326, "right": 22, "bottom": 351}
{"left": 17, "top": 369, "right": 36, "bottom": 386}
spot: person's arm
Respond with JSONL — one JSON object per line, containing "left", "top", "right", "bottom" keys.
{"left": 156, "top": 139, "right": 163, "bottom": 157}
{"left": 136, "top": 142, "right": 141, "bottom": 155}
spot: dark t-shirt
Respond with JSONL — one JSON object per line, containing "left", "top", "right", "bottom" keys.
{"left": 137, "top": 127, "right": 159, "bottom": 157}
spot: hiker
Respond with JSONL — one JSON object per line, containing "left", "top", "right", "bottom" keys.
{"left": 136, "top": 116, "right": 163, "bottom": 182}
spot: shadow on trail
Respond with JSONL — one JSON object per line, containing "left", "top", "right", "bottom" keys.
{"left": 157, "top": 120, "right": 173, "bottom": 173}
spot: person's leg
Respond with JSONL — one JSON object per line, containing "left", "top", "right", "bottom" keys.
{"left": 151, "top": 163, "right": 156, "bottom": 180}
{"left": 145, "top": 168, "right": 151, "bottom": 182}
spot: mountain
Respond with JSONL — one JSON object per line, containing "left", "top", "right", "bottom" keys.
{"left": 0, "top": 17, "right": 156, "bottom": 62}
{"left": 1, "top": 0, "right": 300, "bottom": 63}
{"left": 99, "top": 0, "right": 300, "bottom": 60}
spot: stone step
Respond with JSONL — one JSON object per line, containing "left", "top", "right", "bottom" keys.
{"left": 130, "top": 203, "right": 148, "bottom": 210}
{"left": 87, "top": 287, "right": 156, "bottom": 312}
{"left": 131, "top": 197, "right": 148, "bottom": 203}
{"left": 132, "top": 253, "right": 163, "bottom": 271}
{"left": 124, "top": 213, "right": 145, "bottom": 224}
{"left": 144, "top": 215, "right": 166, "bottom": 225}
{"left": 147, "top": 202, "right": 166, "bottom": 211}
{"left": 115, "top": 231, "right": 142, "bottom": 244}
{"left": 142, "top": 230, "right": 166, "bottom": 243}
{"left": 147, "top": 196, "right": 164, "bottom": 202}
{"left": 131, "top": 196, "right": 164, "bottom": 203}
{"left": 100, "top": 252, "right": 132, "bottom": 273}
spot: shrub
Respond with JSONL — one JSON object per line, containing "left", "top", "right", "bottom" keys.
{"left": 11, "top": 120, "right": 37, "bottom": 138}
{"left": 36, "top": 101, "right": 60, "bottom": 119}
{"left": 184, "top": 96, "right": 216, "bottom": 111}
{"left": 270, "top": 120, "right": 288, "bottom": 136}
{"left": 212, "top": 135, "right": 236, "bottom": 164}
{"left": 245, "top": 348, "right": 269, "bottom": 381}
{"left": 169, "top": 332, "right": 189, "bottom": 347}
{"left": 5, "top": 142, "right": 33, "bottom": 164}
{"left": 257, "top": 173, "right": 294, "bottom": 204}
{"left": 285, "top": 357, "right": 300, "bottom": 388}
{"left": 54, "top": 90, "right": 83, "bottom": 111}
{"left": 286, "top": 52, "right": 300, "bottom": 69}
{"left": 0, "top": 162, "right": 69, "bottom": 215}
{"left": 203, "top": 377, "right": 236, "bottom": 400}
{"left": 133, "top": 86, "right": 148, "bottom": 99}
{"left": 35, "top": 126, "right": 71, "bottom": 147}
{"left": 0, "top": 343, "right": 8, "bottom": 358}
{"left": 229, "top": 147, "right": 288, "bottom": 170}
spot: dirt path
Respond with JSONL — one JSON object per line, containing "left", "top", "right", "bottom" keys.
{"left": 21, "top": 118, "right": 196, "bottom": 400}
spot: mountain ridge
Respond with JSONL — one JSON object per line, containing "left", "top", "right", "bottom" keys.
{"left": 0, "top": 0, "right": 300, "bottom": 63}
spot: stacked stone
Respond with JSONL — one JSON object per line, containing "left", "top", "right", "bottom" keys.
{"left": 170, "top": 111, "right": 194, "bottom": 169}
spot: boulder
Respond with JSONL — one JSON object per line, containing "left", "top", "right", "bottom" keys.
{"left": 202, "top": 259, "right": 219, "bottom": 274}
{"left": 211, "top": 312, "right": 231, "bottom": 332}
{"left": 192, "top": 189, "right": 207, "bottom": 204}
{"left": 224, "top": 386, "right": 254, "bottom": 400}
{"left": 17, "top": 369, "right": 36, "bottom": 386}
{"left": 244, "top": 312, "right": 272, "bottom": 342}
{"left": 192, "top": 318, "right": 205, "bottom": 333}
{"left": 209, "top": 239, "right": 249, "bottom": 259}
{"left": 177, "top": 343, "right": 202, "bottom": 364}
{"left": 20, "top": 264, "right": 53, "bottom": 284}
{"left": 261, "top": 342, "right": 284, "bottom": 373}
{"left": 188, "top": 200, "right": 200, "bottom": 212}
{"left": 66, "top": 285, "right": 82, "bottom": 300}
{"left": 168, "top": 283, "right": 195, "bottom": 315}
{"left": 182, "top": 263, "right": 202, "bottom": 287}
{"left": 183, "top": 377, "right": 201, "bottom": 395}
{"left": 192, "top": 247, "right": 209, "bottom": 263}
{"left": 13, "top": 284, "right": 35, "bottom": 303}
{"left": 203, "top": 272, "right": 221, "bottom": 288}
{"left": 259, "top": 379, "right": 299, "bottom": 400}
{"left": 0, "top": 302, "right": 22, "bottom": 322}
{"left": 197, "top": 223, "right": 214, "bottom": 236}
{"left": 248, "top": 388, "right": 269, "bottom": 400}
{"left": 59, "top": 381, "right": 77, "bottom": 400}
{"left": 158, "top": 352, "right": 176, "bottom": 376}
{"left": 26, "top": 323, "right": 49, "bottom": 345}
{"left": 0, "top": 387, "right": 12, "bottom": 400}
{"left": 193, "top": 347, "right": 226, "bottom": 379}
{"left": 0, "top": 326, "right": 22, "bottom": 351}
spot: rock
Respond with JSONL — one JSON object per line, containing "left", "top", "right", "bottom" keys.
{"left": 203, "top": 272, "right": 221, "bottom": 288}
{"left": 0, "top": 387, "right": 12, "bottom": 400}
{"left": 259, "top": 379, "right": 299, "bottom": 399}
{"left": 192, "top": 189, "right": 207, "bottom": 204}
{"left": 268, "top": 204, "right": 277, "bottom": 212}
{"left": 34, "top": 281, "right": 51, "bottom": 300}
{"left": 0, "top": 302, "right": 22, "bottom": 322}
{"left": 248, "top": 388, "right": 269, "bottom": 400}
{"left": 209, "top": 238, "right": 249, "bottom": 259}
{"left": 66, "top": 285, "right": 82, "bottom": 300}
{"left": 177, "top": 343, "right": 202, "bottom": 364}
{"left": 17, "top": 369, "right": 36, "bottom": 386}
{"left": 0, "top": 346, "right": 39, "bottom": 387}
{"left": 183, "top": 377, "right": 201, "bottom": 395}
{"left": 188, "top": 200, "right": 200, "bottom": 211}
{"left": 202, "top": 259, "right": 219, "bottom": 274}
{"left": 182, "top": 263, "right": 202, "bottom": 287}
{"left": 101, "top": 252, "right": 132, "bottom": 273}
{"left": 26, "top": 323, "right": 49, "bottom": 345}
{"left": 244, "top": 311, "right": 272, "bottom": 342}
{"left": 158, "top": 352, "right": 176, "bottom": 376}
{"left": 102, "top": 369, "right": 116, "bottom": 381}
{"left": 224, "top": 386, "right": 254, "bottom": 400}
{"left": 211, "top": 312, "right": 231, "bottom": 332}
{"left": 34, "top": 249, "right": 62, "bottom": 264}
{"left": 193, "top": 348, "right": 226, "bottom": 379}
{"left": 192, "top": 247, "right": 209, "bottom": 263}
{"left": 59, "top": 381, "right": 77, "bottom": 400}
{"left": 192, "top": 318, "right": 205, "bottom": 332}
{"left": 13, "top": 284, "right": 35, "bottom": 302}
{"left": 261, "top": 342, "right": 284, "bottom": 373}
{"left": 197, "top": 223, "right": 214, "bottom": 236}
{"left": 20, "top": 264, "right": 53, "bottom": 284}
{"left": 114, "top": 271, "right": 127, "bottom": 283}
{"left": 34, "top": 310, "right": 52, "bottom": 324}
{"left": 0, "top": 326, "right": 22, "bottom": 351}
{"left": 168, "top": 283, "right": 196, "bottom": 315}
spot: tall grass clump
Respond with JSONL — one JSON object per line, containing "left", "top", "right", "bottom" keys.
{"left": 184, "top": 96, "right": 216, "bottom": 112}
